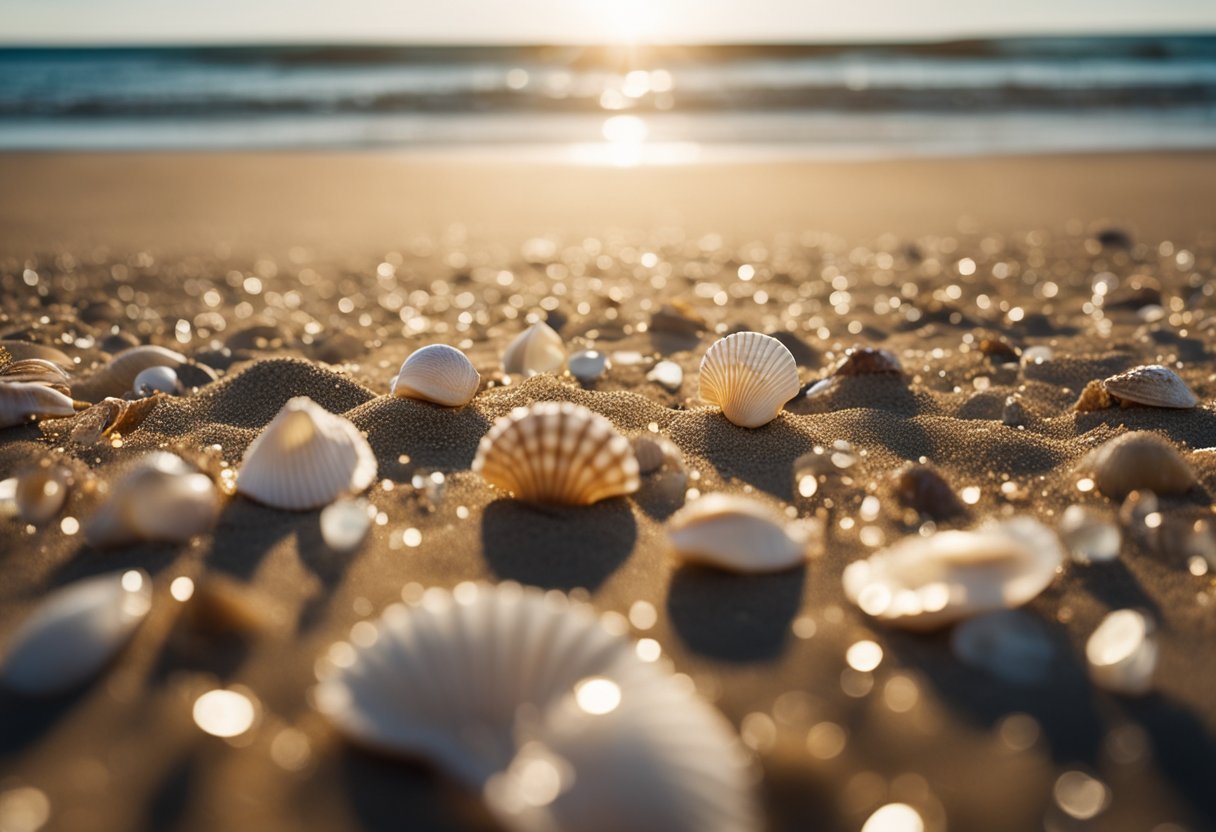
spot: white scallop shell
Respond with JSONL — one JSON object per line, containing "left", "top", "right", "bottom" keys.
{"left": 85, "top": 451, "right": 221, "bottom": 547}
{"left": 237, "top": 396, "right": 377, "bottom": 510}
{"left": 73, "top": 344, "right": 187, "bottom": 401}
{"left": 698, "top": 332, "right": 800, "bottom": 428}
{"left": 315, "top": 582, "right": 757, "bottom": 832}
{"left": 1086, "top": 609, "right": 1157, "bottom": 695}
{"left": 132, "top": 365, "right": 181, "bottom": 397}
{"left": 0, "top": 381, "right": 76, "bottom": 428}
{"left": 843, "top": 517, "right": 1063, "bottom": 631}
{"left": 472, "top": 402, "right": 639, "bottom": 506}
{"left": 0, "top": 570, "right": 152, "bottom": 695}
{"left": 1102, "top": 364, "right": 1197, "bottom": 408}
{"left": 667, "top": 493, "right": 811, "bottom": 573}
{"left": 503, "top": 322, "right": 565, "bottom": 377}
{"left": 390, "top": 344, "right": 481, "bottom": 407}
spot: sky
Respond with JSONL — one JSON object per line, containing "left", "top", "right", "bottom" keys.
{"left": 1, "top": 0, "right": 1214, "bottom": 45}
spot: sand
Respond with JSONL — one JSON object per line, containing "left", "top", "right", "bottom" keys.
{"left": 1, "top": 151, "right": 1216, "bottom": 832}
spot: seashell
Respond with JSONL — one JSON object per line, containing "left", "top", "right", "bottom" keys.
{"left": 892, "top": 463, "right": 966, "bottom": 521}
{"left": 1086, "top": 609, "right": 1157, "bottom": 696}
{"left": 0, "top": 358, "right": 71, "bottom": 394}
{"left": 698, "top": 332, "right": 800, "bottom": 428}
{"left": 1059, "top": 505, "right": 1121, "bottom": 563}
{"left": 0, "top": 340, "right": 74, "bottom": 367}
{"left": 0, "top": 569, "right": 152, "bottom": 695}
{"left": 833, "top": 346, "right": 902, "bottom": 377}
{"left": 503, "top": 321, "right": 565, "bottom": 377}
{"left": 647, "top": 360, "right": 684, "bottom": 392}
{"left": 631, "top": 435, "right": 681, "bottom": 475}
{"left": 62, "top": 394, "right": 161, "bottom": 445}
{"left": 14, "top": 463, "right": 71, "bottom": 525}
{"left": 1002, "top": 395, "right": 1027, "bottom": 426}
{"left": 667, "top": 493, "right": 812, "bottom": 573}
{"left": 843, "top": 517, "right": 1063, "bottom": 631}
{"left": 73, "top": 344, "right": 186, "bottom": 402}
{"left": 1085, "top": 431, "right": 1196, "bottom": 500}
{"left": 237, "top": 396, "right": 377, "bottom": 510}
{"left": 0, "top": 381, "right": 76, "bottom": 428}
{"left": 390, "top": 344, "right": 480, "bottom": 407}
{"left": 85, "top": 452, "right": 221, "bottom": 547}
{"left": 132, "top": 365, "right": 181, "bottom": 397}
{"left": 979, "top": 337, "right": 1020, "bottom": 363}
{"left": 1101, "top": 364, "right": 1197, "bottom": 409}
{"left": 649, "top": 301, "right": 706, "bottom": 338}
{"left": 473, "top": 402, "right": 639, "bottom": 506}
{"left": 315, "top": 582, "right": 757, "bottom": 831}
{"left": 567, "top": 350, "right": 609, "bottom": 384}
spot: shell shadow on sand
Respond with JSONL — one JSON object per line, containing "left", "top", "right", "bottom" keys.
{"left": 666, "top": 565, "right": 805, "bottom": 663}
{"left": 669, "top": 413, "right": 815, "bottom": 501}
{"left": 349, "top": 396, "right": 491, "bottom": 478}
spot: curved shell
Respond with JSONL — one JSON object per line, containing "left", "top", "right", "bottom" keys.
{"left": 65, "top": 394, "right": 161, "bottom": 445}
{"left": 0, "top": 340, "right": 74, "bottom": 367}
{"left": 834, "top": 347, "right": 902, "bottom": 377}
{"left": 472, "top": 402, "right": 639, "bottom": 505}
{"left": 0, "top": 358, "right": 71, "bottom": 393}
{"left": 631, "top": 435, "right": 681, "bottom": 475}
{"left": 85, "top": 452, "right": 221, "bottom": 547}
{"left": 1102, "top": 364, "right": 1197, "bottom": 409}
{"left": 390, "top": 344, "right": 481, "bottom": 407}
{"left": 1086, "top": 609, "right": 1157, "bottom": 695}
{"left": 1086, "top": 431, "right": 1196, "bottom": 499}
{"left": 843, "top": 517, "right": 1063, "bottom": 631}
{"left": 315, "top": 582, "right": 758, "bottom": 832}
{"left": 0, "top": 381, "right": 76, "bottom": 428}
{"left": 237, "top": 397, "right": 377, "bottom": 510}
{"left": 698, "top": 332, "right": 800, "bottom": 428}
{"left": 567, "top": 350, "right": 609, "bottom": 384}
{"left": 503, "top": 322, "right": 565, "bottom": 377}
{"left": 0, "top": 570, "right": 152, "bottom": 695}
{"left": 73, "top": 345, "right": 187, "bottom": 402}
{"left": 892, "top": 463, "right": 966, "bottom": 521}
{"left": 132, "top": 365, "right": 180, "bottom": 397}
{"left": 667, "top": 493, "right": 809, "bottom": 573}
{"left": 14, "top": 464, "right": 71, "bottom": 525}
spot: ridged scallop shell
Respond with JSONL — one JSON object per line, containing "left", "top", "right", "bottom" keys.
{"left": 390, "top": 344, "right": 480, "bottom": 407}
{"left": 667, "top": 493, "right": 810, "bottom": 573}
{"left": 1086, "top": 431, "right": 1196, "bottom": 499}
{"left": 1086, "top": 609, "right": 1157, "bottom": 696}
{"left": 698, "top": 332, "right": 800, "bottom": 428}
{"left": 843, "top": 517, "right": 1063, "bottom": 631}
{"left": 85, "top": 452, "right": 221, "bottom": 547}
{"left": 503, "top": 322, "right": 565, "bottom": 377}
{"left": 14, "top": 464, "right": 71, "bottom": 525}
{"left": 834, "top": 346, "right": 902, "bottom": 377}
{"left": 1101, "top": 364, "right": 1197, "bottom": 409}
{"left": 315, "top": 582, "right": 757, "bottom": 832}
{"left": 0, "top": 570, "right": 152, "bottom": 695}
{"left": 0, "top": 381, "right": 76, "bottom": 428}
{"left": 472, "top": 402, "right": 639, "bottom": 505}
{"left": 237, "top": 397, "right": 377, "bottom": 510}
{"left": 73, "top": 345, "right": 187, "bottom": 402}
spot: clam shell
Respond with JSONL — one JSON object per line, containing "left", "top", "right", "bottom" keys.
{"left": 1086, "top": 609, "right": 1157, "bottom": 696}
{"left": 1101, "top": 364, "right": 1197, "bottom": 409}
{"left": 503, "top": 322, "right": 565, "bottom": 377}
{"left": 472, "top": 402, "right": 639, "bottom": 506}
{"left": 843, "top": 517, "right": 1063, "bottom": 631}
{"left": 237, "top": 396, "right": 377, "bottom": 510}
{"left": 390, "top": 344, "right": 480, "bottom": 407}
{"left": 667, "top": 493, "right": 810, "bottom": 573}
{"left": 1086, "top": 431, "right": 1196, "bottom": 499}
{"left": 698, "top": 332, "right": 800, "bottom": 428}
{"left": 316, "top": 582, "right": 757, "bottom": 831}
{"left": 73, "top": 345, "right": 187, "bottom": 402}
{"left": 0, "top": 358, "right": 71, "bottom": 393}
{"left": 14, "top": 464, "right": 71, "bottom": 525}
{"left": 132, "top": 365, "right": 181, "bottom": 397}
{"left": 85, "top": 452, "right": 221, "bottom": 547}
{"left": 833, "top": 347, "right": 902, "bottom": 377}
{"left": 0, "top": 381, "right": 76, "bottom": 428}
{"left": 0, "top": 570, "right": 152, "bottom": 695}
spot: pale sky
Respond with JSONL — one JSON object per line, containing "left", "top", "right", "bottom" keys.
{"left": 1, "top": 0, "right": 1214, "bottom": 45}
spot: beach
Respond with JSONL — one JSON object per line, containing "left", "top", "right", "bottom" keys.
{"left": 2, "top": 149, "right": 1216, "bottom": 832}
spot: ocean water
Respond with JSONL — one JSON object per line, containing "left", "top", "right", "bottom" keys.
{"left": 2, "top": 36, "right": 1215, "bottom": 159}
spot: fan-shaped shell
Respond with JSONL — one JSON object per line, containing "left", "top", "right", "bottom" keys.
{"left": 1101, "top": 364, "right": 1197, "bottom": 409}
{"left": 667, "top": 493, "right": 810, "bottom": 573}
{"left": 0, "top": 569, "right": 152, "bottom": 695}
{"left": 503, "top": 322, "right": 565, "bottom": 377}
{"left": 0, "top": 381, "right": 76, "bottom": 428}
{"left": 698, "top": 332, "right": 800, "bottom": 428}
{"left": 843, "top": 517, "right": 1063, "bottom": 631}
{"left": 73, "top": 345, "right": 186, "bottom": 402}
{"left": 1086, "top": 431, "right": 1196, "bottom": 499}
{"left": 237, "top": 397, "right": 377, "bottom": 510}
{"left": 472, "top": 402, "right": 639, "bottom": 505}
{"left": 85, "top": 452, "right": 221, "bottom": 547}
{"left": 315, "top": 582, "right": 757, "bottom": 832}
{"left": 390, "top": 344, "right": 480, "bottom": 407}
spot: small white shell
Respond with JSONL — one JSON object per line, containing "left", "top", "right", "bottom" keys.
{"left": 85, "top": 452, "right": 221, "bottom": 547}
{"left": 473, "top": 402, "right": 639, "bottom": 506}
{"left": 0, "top": 381, "right": 76, "bottom": 428}
{"left": 132, "top": 365, "right": 181, "bottom": 397}
{"left": 237, "top": 396, "right": 377, "bottom": 510}
{"left": 648, "top": 360, "right": 684, "bottom": 392}
{"left": 390, "top": 344, "right": 480, "bottom": 407}
{"left": 1086, "top": 609, "right": 1157, "bottom": 695}
{"left": 667, "top": 493, "right": 810, "bottom": 573}
{"left": 843, "top": 517, "right": 1063, "bottom": 631}
{"left": 503, "top": 322, "right": 565, "bottom": 377}
{"left": 567, "top": 350, "right": 609, "bottom": 384}
{"left": 698, "top": 332, "right": 800, "bottom": 428}
{"left": 74, "top": 345, "right": 187, "bottom": 402}
{"left": 0, "top": 569, "right": 152, "bottom": 695}
{"left": 1102, "top": 364, "right": 1197, "bottom": 409}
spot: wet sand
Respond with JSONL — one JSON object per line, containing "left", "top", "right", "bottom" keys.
{"left": 1, "top": 151, "right": 1216, "bottom": 832}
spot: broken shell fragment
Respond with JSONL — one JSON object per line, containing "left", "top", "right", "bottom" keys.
{"left": 503, "top": 321, "right": 565, "bottom": 377}
{"left": 0, "top": 381, "right": 76, "bottom": 428}
{"left": 85, "top": 452, "right": 221, "bottom": 547}
{"left": 1085, "top": 431, "right": 1196, "bottom": 500}
{"left": 64, "top": 394, "right": 161, "bottom": 445}
{"left": 667, "top": 493, "right": 811, "bottom": 573}
{"left": 1086, "top": 609, "right": 1157, "bottom": 696}
{"left": 390, "top": 344, "right": 480, "bottom": 407}
{"left": 698, "top": 332, "right": 800, "bottom": 428}
{"left": 472, "top": 402, "right": 639, "bottom": 506}
{"left": 1101, "top": 364, "right": 1197, "bottom": 409}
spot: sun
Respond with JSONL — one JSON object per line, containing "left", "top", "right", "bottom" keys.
{"left": 580, "top": 0, "right": 667, "bottom": 43}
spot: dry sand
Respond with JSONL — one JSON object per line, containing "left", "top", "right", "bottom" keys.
{"left": 1, "top": 151, "right": 1216, "bottom": 832}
